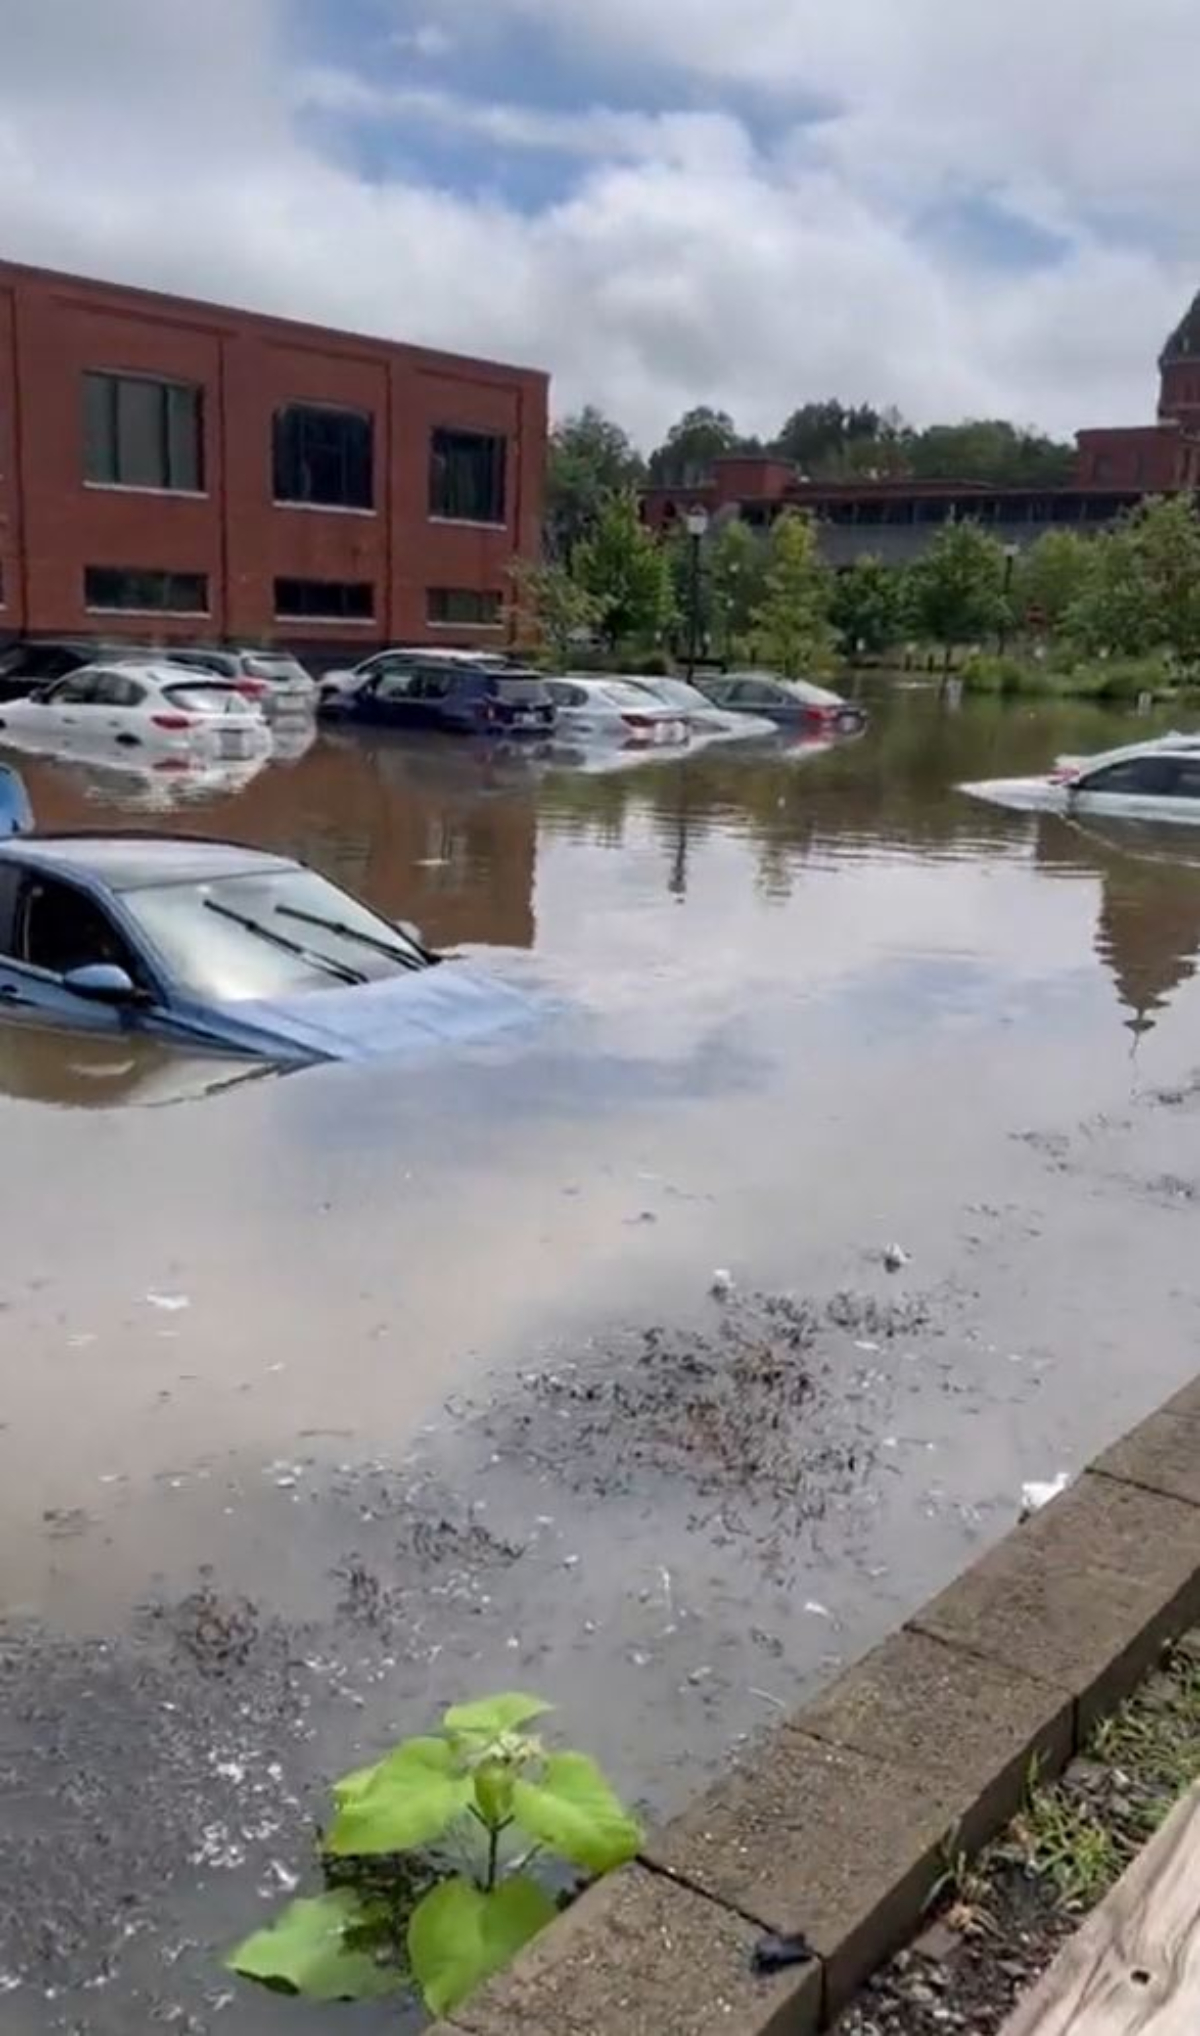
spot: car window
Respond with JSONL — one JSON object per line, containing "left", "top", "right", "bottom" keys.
{"left": 489, "top": 676, "right": 551, "bottom": 704}
{"left": 45, "top": 672, "right": 103, "bottom": 705}
{"left": 1164, "top": 757, "right": 1200, "bottom": 799}
{"left": 372, "top": 670, "right": 417, "bottom": 701}
{"left": 162, "top": 683, "right": 244, "bottom": 716}
{"left": 244, "top": 654, "right": 309, "bottom": 683}
{"left": 729, "top": 680, "right": 781, "bottom": 706}
{"left": 409, "top": 668, "right": 454, "bottom": 701}
{"left": 167, "top": 650, "right": 233, "bottom": 677}
{"left": 15, "top": 874, "right": 141, "bottom": 980}
{"left": 123, "top": 867, "right": 425, "bottom": 1002}
{"left": 87, "top": 670, "right": 144, "bottom": 707}
{"left": 1077, "top": 756, "right": 1180, "bottom": 796}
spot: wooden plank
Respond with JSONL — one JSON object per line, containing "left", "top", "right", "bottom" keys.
{"left": 1002, "top": 1779, "right": 1200, "bottom": 2034}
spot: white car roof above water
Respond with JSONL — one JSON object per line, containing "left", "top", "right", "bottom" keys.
{"left": 0, "top": 832, "right": 295, "bottom": 890}
{"left": 1069, "top": 732, "right": 1200, "bottom": 774}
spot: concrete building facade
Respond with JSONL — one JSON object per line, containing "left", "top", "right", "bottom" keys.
{"left": 0, "top": 259, "right": 547, "bottom": 656}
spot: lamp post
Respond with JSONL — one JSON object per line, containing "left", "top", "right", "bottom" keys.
{"left": 684, "top": 504, "right": 710, "bottom": 682}
{"left": 998, "top": 542, "right": 1019, "bottom": 654}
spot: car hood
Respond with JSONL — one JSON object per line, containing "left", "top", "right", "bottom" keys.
{"left": 228, "top": 962, "right": 533, "bottom": 1062}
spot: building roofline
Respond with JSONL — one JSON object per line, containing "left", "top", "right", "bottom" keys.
{"left": 0, "top": 254, "right": 548, "bottom": 389}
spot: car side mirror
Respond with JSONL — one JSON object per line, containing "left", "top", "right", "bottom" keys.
{"left": 63, "top": 962, "right": 141, "bottom": 1003}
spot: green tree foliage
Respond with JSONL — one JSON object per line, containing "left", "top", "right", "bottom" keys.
{"left": 229, "top": 1693, "right": 640, "bottom": 2022}
{"left": 907, "top": 520, "right": 1007, "bottom": 664}
{"left": 747, "top": 511, "right": 833, "bottom": 676}
{"left": 1016, "top": 529, "right": 1093, "bottom": 632}
{"left": 510, "top": 557, "right": 601, "bottom": 661}
{"left": 647, "top": 405, "right": 750, "bottom": 487}
{"left": 1066, "top": 496, "right": 1200, "bottom": 661}
{"left": 574, "top": 491, "right": 674, "bottom": 648}
{"left": 546, "top": 406, "right": 645, "bottom": 560}
{"left": 772, "top": 399, "right": 882, "bottom": 476}
{"left": 707, "top": 517, "right": 766, "bottom": 657}
{"left": 906, "top": 420, "right": 1074, "bottom": 487}
{"left": 829, "top": 556, "right": 908, "bottom": 658}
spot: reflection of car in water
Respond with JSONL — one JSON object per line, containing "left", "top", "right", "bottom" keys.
{"left": 0, "top": 1025, "right": 271, "bottom": 1108}
{"left": 961, "top": 735, "right": 1200, "bottom": 825}
{"left": 9, "top": 749, "right": 270, "bottom": 814}
{"left": 0, "top": 833, "right": 529, "bottom": 1065}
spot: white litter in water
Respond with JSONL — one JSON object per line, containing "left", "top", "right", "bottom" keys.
{"left": 710, "top": 1268, "right": 735, "bottom": 1300}
{"left": 804, "top": 1600, "right": 831, "bottom": 1619}
{"left": 883, "top": 1244, "right": 911, "bottom": 1273}
{"left": 855, "top": 1340, "right": 881, "bottom": 1354}
{"left": 146, "top": 1292, "right": 190, "bottom": 1313}
{"left": 67, "top": 1333, "right": 97, "bottom": 1349}
{"left": 1020, "top": 1472, "right": 1071, "bottom": 1518}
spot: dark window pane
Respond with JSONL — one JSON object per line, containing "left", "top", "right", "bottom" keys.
{"left": 429, "top": 429, "right": 507, "bottom": 523}
{"left": 273, "top": 406, "right": 373, "bottom": 509}
{"left": 1079, "top": 757, "right": 1178, "bottom": 795}
{"left": 83, "top": 372, "right": 202, "bottom": 491}
{"left": 427, "top": 587, "right": 502, "bottom": 625}
{"left": 274, "top": 578, "right": 374, "bottom": 620}
{"left": 84, "top": 566, "right": 208, "bottom": 613}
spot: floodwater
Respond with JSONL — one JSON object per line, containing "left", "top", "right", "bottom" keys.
{"left": 5, "top": 687, "right": 1200, "bottom": 2030}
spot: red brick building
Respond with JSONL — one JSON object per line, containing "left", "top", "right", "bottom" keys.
{"left": 0, "top": 259, "right": 547, "bottom": 656}
{"left": 642, "top": 294, "right": 1200, "bottom": 563}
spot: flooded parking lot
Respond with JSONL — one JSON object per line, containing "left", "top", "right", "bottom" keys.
{"left": 6, "top": 683, "right": 1200, "bottom": 2030}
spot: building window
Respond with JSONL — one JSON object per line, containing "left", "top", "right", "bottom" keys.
{"left": 429, "top": 428, "right": 507, "bottom": 523}
{"left": 273, "top": 404, "right": 373, "bottom": 509}
{"left": 84, "top": 566, "right": 208, "bottom": 614}
{"left": 274, "top": 578, "right": 374, "bottom": 621}
{"left": 427, "top": 588, "right": 503, "bottom": 627}
{"left": 83, "top": 371, "right": 203, "bottom": 492}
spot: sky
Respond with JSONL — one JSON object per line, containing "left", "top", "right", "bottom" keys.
{"left": 3, "top": 0, "right": 1199, "bottom": 448}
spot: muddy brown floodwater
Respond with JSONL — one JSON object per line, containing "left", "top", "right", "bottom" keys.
{"left": 5, "top": 684, "right": 1200, "bottom": 2031}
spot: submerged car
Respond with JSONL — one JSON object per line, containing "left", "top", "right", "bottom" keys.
{"left": 624, "top": 676, "right": 777, "bottom": 742}
{"left": 0, "top": 664, "right": 271, "bottom": 764}
{"left": 159, "top": 647, "right": 317, "bottom": 715}
{"left": 696, "top": 673, "right": 868, "bottom": 734}
{"left": 961, "top": 735, "right": 1200, "bottom": 825}
{"left": 546, "top": 677, "right": 689, "bottom": 747}
{"left": 321, "top": 658, "right": 555, "bottom": 738}
{"left": 0, "top": 833, "right": 529, "bottom": 1064}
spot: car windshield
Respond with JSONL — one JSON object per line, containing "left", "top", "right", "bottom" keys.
{"left": 162, "top": 684, "right": 246, "bottom": 716}
{"left": 629, "top": 679, "right": 703, "bottom": 710}
{"left": 598, "top": 682, "right": 666, "bottom": 710}
{"left": 122, "top": 868, "right": 427, "bottom": 1002}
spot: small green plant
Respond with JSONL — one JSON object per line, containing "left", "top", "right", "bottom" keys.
{"left": 227, "top": 1694, "right": 640, "bottom": 2019}
{"left": 1013, "top": 1784, "right": 1116, "bottom": 1907}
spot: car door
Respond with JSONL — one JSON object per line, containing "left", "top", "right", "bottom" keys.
{"left": 728, "top": 678, "right": 789, "bottom": 719}
{"left": 1072, "top": 754, "right": 1184, "bottom": 820}
{"left": 409, "top": 666, "right": 459, "bottom": 730}
{"left": 355, "top": 668, "right": 420, "bottom": 728}
{"left": 0, "top": 868, "right": 153, "bottom": 1036}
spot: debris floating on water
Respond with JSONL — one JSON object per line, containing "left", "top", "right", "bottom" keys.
{"left": 1020, "top": 1471, "right": 1071, "bottom": 1520}
{"left": 882, "top": 1244, "right": 911, "bottom": 1273}
{"left": 710, "top": 1268, "right": 735, "bottom": 1300}
{"left": 145, "top": 1292, "right": 190, "bottom": 1313}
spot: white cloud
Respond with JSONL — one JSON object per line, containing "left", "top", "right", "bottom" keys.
{"left": 0, "top": 0, "right": 1195, "bottom": 447}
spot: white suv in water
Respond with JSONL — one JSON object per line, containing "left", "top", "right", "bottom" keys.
{"left": 962, "top": 734, "right": 1200, "bottom": 824}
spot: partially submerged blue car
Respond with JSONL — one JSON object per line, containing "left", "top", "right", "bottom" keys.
{"left": 0, "top": 807, "right": 528, "bottom": 1065}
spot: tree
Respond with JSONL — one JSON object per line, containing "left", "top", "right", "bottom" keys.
{"left": 573, "top": 491, "right": 674, "bottom": 650}
{"left": 829, "top": 556, "right": 908, "bottom": 659}
{"left": 1066, "top": 496, "right": 1200, "bottom": 661}
{"left": 509, "top": 558, "right": 601, "bottom": 661}
{"left": 747, "top": 511, "right": 833, "bottom": 677}
{"left": 1016, "top": 530, "right": 1093, "bottom": 633}
{"left": 647, "top": 406, "right": 748, "bottom": 487}
{"left": 545, "top": 407, "right": 645, "bottom": 561}
{"left": 907, "top": 420, "right": 1074, "bottom": 487}
{"left": 908, "top": 520, "right": 1007, "bottom": 666}
{"left": 707, "top": 518, "right": 766, "bottom": 658}
{"left": 772, "top": 400, "right": 883, "bottom": 476}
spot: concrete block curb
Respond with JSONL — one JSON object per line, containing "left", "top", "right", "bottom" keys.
{"left": 427, "top": 1386, "right": 1200, "bottom": 2035}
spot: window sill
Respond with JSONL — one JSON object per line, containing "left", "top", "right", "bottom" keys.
{"left": 273, "top": 500, "right": 377, "bottom": 518}
{"left": 85, "top": 605, "right": 211, "bottom": 620}
{"left": 427, "top": 620, "right": 503, "bottom": 631}
{"left": 275, "top": 614, "right": 376, "bottom": 626}
{"left": 427, "top": 516, "right": 510, "bottom": 532}
{"left": 84, "top": 481, "right": 208, "bottom": 501}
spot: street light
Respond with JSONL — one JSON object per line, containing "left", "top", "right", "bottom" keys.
{"left": 684, "top": 504, "right": 710, "bottom": 682}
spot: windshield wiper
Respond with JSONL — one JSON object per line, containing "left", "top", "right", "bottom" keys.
{"left": 203, "top": 899, "right": 366, "bottom": 987}
{"left": 276, "top": 904, "right": 433, "bottom": 971}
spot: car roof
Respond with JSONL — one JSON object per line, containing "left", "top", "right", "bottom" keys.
{"left": 0, "top": 832, "right": 297, "bottom": 890}
{"left": 1077, "top": 733, "right": 1200, "bottom": 773}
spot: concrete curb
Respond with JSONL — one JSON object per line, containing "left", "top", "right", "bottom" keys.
{"left": 428, "top": 1379, "right": 1200, "bottom": 2035}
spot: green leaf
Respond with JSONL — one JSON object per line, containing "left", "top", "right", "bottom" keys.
{"left": 332, "top": 1760, "right": 381, "bottom": 1806}
{"left": 226, "top": 1890, "right": 400, "bottom": 2001}
{"left": 326, "top": 1736, "right": 473, "bottom": 1857}
{"left": 474, "top": 1760, "right": 516, "bottom": 1828}
{"left": 443, "top": 1693, "right": 554, "bottom": 1739}
{"left": 512, "top": 1753, "right": 642, "bottom": 1873}
{"left": 409, "top": 1874, "right": 555, "bottom": 2017}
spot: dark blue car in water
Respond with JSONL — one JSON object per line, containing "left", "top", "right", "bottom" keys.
{"left": 0, "top": 822, "right": 530, "bottom": 1065}
{"left": 320, "top": 658, "right": 556, "bottom": 738}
